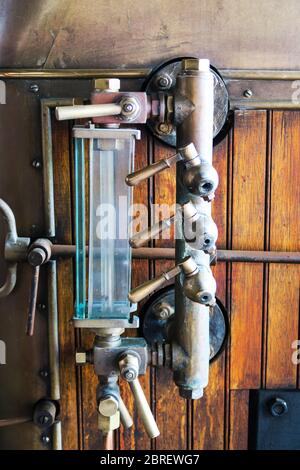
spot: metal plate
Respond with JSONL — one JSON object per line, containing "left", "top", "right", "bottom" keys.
{"left": 144, "top": 57, "right": 230, "bottom": 148}
{"left": 141, "top": 284, "right": 229, "bottom": 362}
{"left": 249, "top": 390, "right": 300, "bottom": 450}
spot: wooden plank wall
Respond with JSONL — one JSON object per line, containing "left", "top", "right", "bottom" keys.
{"left": 53, "top": 109, "right": 300, "bottom": 450}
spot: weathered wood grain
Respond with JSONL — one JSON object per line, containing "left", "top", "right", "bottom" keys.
{"left": 229, "top": 390, "right": 249, "bottom": 450}
{"left": 230, "top": 111, "right": 267, "bottom": 389}
{"left": 266, "top": 111, "right": 300, "bottom": 388}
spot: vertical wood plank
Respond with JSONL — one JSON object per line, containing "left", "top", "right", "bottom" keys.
{"left": 229, "top": 390, "right": 249, "bottom": 450}
{"left": 193, "top": 136, "right": 228, "bottom": 450}
{"left": 230, "top": 110, "right": 267, "bottom": 390}
{"left": 266, "top": 111, "right": 300, "bottom": 388}
{"left": 52, "top": 119, "right": 79, "bottom": 449}
{"left": 153, "top": 140, "right": 187, "bottom": 450}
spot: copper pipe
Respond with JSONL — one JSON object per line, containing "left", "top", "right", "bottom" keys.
{"left": 100, "top": 431, "right": 114, "bottom": 450}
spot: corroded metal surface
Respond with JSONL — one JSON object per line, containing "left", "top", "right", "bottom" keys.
{"left": 1, "top": 1, "right": 300, "bottom": 69}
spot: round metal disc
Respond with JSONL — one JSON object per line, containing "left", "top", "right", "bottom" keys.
{"left": 141, "top": 284, "right": 229, "bottom": 362}
{"left": 144, "top": 57, "right": 230, "bottom": 148}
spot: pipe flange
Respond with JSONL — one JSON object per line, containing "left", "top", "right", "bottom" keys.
{"left": 144, "top": 57, "right": 230, "bottom": 148}
{"left": 141, "top": 284, "right": 229, "bottom": 362}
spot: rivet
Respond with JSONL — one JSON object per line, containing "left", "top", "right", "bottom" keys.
{"left": 29, "top": 83, "right": 39, "bottom": 93}
{"left": 243, "top": 89, "right": 253, "bottom": 98}
{"left": 41, "top": 434, "right": 50, "bottom": 444}
{"left": 32, "top": 159, "right": 42, "bottom": 169}
{"left": 40, "top": 369, "right": 49, "bottom": 378}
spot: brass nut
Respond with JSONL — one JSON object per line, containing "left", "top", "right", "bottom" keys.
{"left": 182, "top": 58, "right": 210, "bottom": 72}
{"left": 156, "top": 122, "right": 173, "bottom": 135}
{"left": 93, "top": 78, "right": 120, "bottom": 91}
{"left": 98, "top": 396, "right": 119, "bottom": 417}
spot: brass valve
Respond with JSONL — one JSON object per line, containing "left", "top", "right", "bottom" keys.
{"left": 128, "top": 256, "right": 216, "bottom": 306}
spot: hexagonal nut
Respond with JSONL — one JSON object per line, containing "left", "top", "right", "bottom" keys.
{"left": 98, "top": 396, "right": 119, "bottom": 417}
{"left": 120, "top": 96, "right": 140, "bottom": 120}
{"left": 98, "top": 411, "right": 120, "bottom": 433}
{"left": 93, "top": 78, "right": 120, "bottom": 92}
{"left": 179, "top": 387, "right": 203, "bottom": 400}
{"left": 75, "top": 351, "right": 87, "bottom": 364}
{"left": 153, "top": 302, "right": 174, "bottom": 320}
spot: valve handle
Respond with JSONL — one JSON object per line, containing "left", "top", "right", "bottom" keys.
{"left": 125, "top": 143, "right": 198, "bottom": 187}
{"left": 55, "top": 103, "right": 122, "bottom": 121}
{"left": 129, "top": 378, "right": 160, "bottom": 439}
{"left": 26, "top": 265, "right": 40, "bottom": 336}
{"left": 26, "top": 241, "right": 52, "bottom": 336}
{"left": 119, "top": 353, "right": 160, "bottom": 439}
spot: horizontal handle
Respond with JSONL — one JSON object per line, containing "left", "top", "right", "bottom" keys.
{"left": 126, "top": 159, "right": 170, "bottom": 186}
{"left": 128, "top": 275, "right": 168, "bottom": 303}
{"left": 128, "top": 265, "right": 181, "bottom": 303}
{"left": 129, "top": 216, "right": 175, "bottom": 248}
{"left": 55, "top": 103, "right": 122, "bottom": 121}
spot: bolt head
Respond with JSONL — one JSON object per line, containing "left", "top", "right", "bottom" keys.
{"left": 120, "top": 97, "right": 139, "bottom": 119}
{"left": 29, "top": 83, "right": 39, "bottom": 93}
{"left": 156, "top": 122, "right": 173, "bottom": 135}
{"left": 32, "top": 159, "right": 41, "bottom": 169}
{"left": 39, "top": 415, "right": 50, "bottom": 425}
{"left": 75, "top": 351, "right": 87, "bottom": 364}
{"left": 156, "top": 74, "right": 172, "bottom": 89}
{"left": 243, "top": 89, "right": 253, "bottom": 98}
{"left": 41, "top": 434, "right": 50, "bottom": 444}
{"left": 123, "top": 102, "right": 134, "bottom": 113}
{"left": 154, "top": 302, "right": 174, "bottom": 320}
{"left": 28, "top": 247, "right": 46, "bottom": 266}
{"left": 93, "top": 78, "right": 120, "bottom": 92}
{"left": 39, "top": 369, "right": 48, "bottom": 378}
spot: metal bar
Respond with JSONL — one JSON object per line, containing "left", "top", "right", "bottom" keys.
{"left": 26, "top": 265, "right": 40, "bottom": 336}
{"left": 0, "top": 69, "right": 150, "bottom": 79}
{"left": 230, "top": 100, "right": 300, "bottom": 110}
{"left": 50, "top": 245, "right": 300, "bottom": 263}
{"left": 1, "top": 68, "right": 300, "bottom": 81}
{"left": 221, "top": 69, "right": 300, "bottom": 80}
{"left": 48, "top": 261, "right": 62, "bottom": 450}
{"left": 41, "top": 98, "right": 77, "bottom": 237}
{"left": 0, "top": 417, "right": 32, "bottom": 428}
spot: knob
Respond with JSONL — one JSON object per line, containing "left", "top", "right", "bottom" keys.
{"left": 183, "top": 161, "right": 219, "bottom": 199}
{"left": 119, "top": 353, "right": 160, "bottom": 439}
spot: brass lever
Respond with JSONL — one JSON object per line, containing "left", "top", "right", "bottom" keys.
{"left": 125, "top": 143, "right": 198, "bottom": 186}
{"left": 128, "top": 256, "right": 216, "bottom": 306}
{"left": 26, "top": 240, "right": 51, "bottom": 336}
{"left": 119, "top": 353, "right": 160, "bottom": 439}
